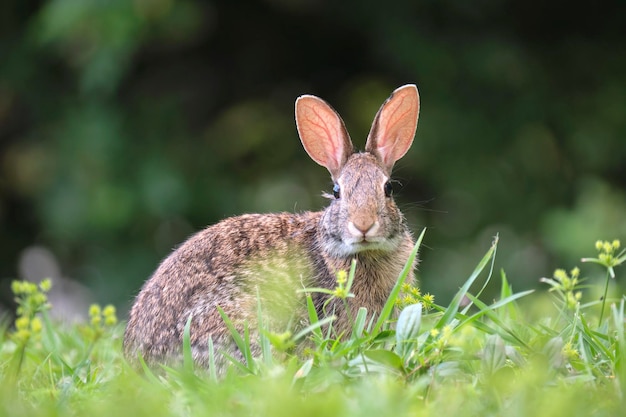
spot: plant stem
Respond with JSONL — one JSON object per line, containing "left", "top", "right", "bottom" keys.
{"left": 598, "top": 269, "right": 610, "bottom": 327}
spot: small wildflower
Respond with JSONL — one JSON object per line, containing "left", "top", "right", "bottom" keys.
{"left": 30, "top": 317, "right": 43, "bottom": 333}
{"left": 91, "top": 315, "right": 102, "bottom": 327}
{"left": 553, "top": 269, "right": 568, "bottom": 282}
{"left": 582, "top": 239, "right": 626, "bottom": 324}
{"left": 12, "top": 316, "right": 32, "bottom": 345}
{"left": 582, "top": 239, "right": 625, "bottom": 279}
{"left": 332, "top": 287, "right": 349, "bottom": 299}
{"left": 336, "top": 270, "right": 347, "bottom": 285}
{"left": 39, "top": 278, "right": 52, "bottom": 292}
{"left": 562, "top": 342, "right": 579, "bottom": 361}
{"left": 15, "top": 316, "right": 30, "bottom": 331}
{"left": 103, "top": 304, "right": 116, "bottom": 317}
{"left": 542, "top": 267, "right": 584, "bottom": 311}
{"left": 421, "top": 293, "right": 435, "bottom": 308}
{"left": 11, "top": 280, "right": 22, "bottom": 295}
{"left": 396, "top": 283, "right": 434, "bottom": 310}
{"left": 9, "top": 279, "right": 51, "bottom": 347}
{"left": 430, "top": 328, "right": 440, "bottom": 337}
{"left": 103, "top": 305, "right": 118, "bottom": 326}
{"left": 89, "top": 304, "right": 101, "bottom": 318}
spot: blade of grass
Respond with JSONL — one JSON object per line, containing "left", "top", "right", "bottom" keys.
{"left": 464, "top": 291, "right": 534, "bottom": 348}
{"left": 182, "top": 313, "right": 194, "bottom": 374}
{"left": 433, "top": 235, "right": 498, "bottom": 331}
{"left": 137, "top": 354, "right": 162, "bottom": 385}
{"left": 305, "top": 293, "right": 324, "bottom": 340}
{"left": 345, "top": 258, "right": 357, "bottom": 293}
{"left": 216, "top": 306, "right": 253, "bottom": 371}
{"left": 256, "top": 289, "right": 272, "bottom": 368}
{"left": 292, "top": 316, "right": 336, "bottom": 342}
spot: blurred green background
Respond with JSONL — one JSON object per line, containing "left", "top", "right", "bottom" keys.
{"left": 1, "top": 0, "right": 625, "bottom": 318}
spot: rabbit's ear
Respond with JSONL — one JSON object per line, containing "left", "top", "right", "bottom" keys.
{"left": 365, "top": 84, "right": 420, "bottom": 173}
{"left": 296, "top": 95, "right": 354, "bottom": 179}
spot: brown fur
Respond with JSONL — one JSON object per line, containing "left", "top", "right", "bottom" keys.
{"left": 124, "top": 85, "right": 421, "bottom": 371}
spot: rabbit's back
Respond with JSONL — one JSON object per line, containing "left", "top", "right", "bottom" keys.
{"left": 123, "top": 211, "right": 323, "bottom": 367}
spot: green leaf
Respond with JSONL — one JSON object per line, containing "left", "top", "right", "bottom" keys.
{"left": 482, "top": 334, "right": 506, "bottom": 376}
{"left": 292, "top": 358, "right": 313, "bottom": 382}
{"left": 543, "top": 336, "right": 564, "bottom": 368}
{"left": 363, "top": 349, "right": 405, "bottom": 372}
{"left": 352, "top": 307, "right": 368, "bottom": 340}
{"left": 395, "top": 303, "right": 422, "bottom": 358}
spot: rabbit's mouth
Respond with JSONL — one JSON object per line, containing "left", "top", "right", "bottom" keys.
{"left": 343, "top": 236, "right": 398, "bottom": 254}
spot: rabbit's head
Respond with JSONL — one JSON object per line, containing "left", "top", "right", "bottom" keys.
{"left": 295, "top": 85, "right": 420, "bottom": 258}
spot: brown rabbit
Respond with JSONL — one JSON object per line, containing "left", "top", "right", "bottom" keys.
{"left": 124, "top": 84, "right": 421, "bottom": 371}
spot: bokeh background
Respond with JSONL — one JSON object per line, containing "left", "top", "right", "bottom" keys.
{"left": 2, "top": 0, "right": 625, "bottom": 320}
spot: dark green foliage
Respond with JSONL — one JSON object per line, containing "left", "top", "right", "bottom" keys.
{"left": 1, "top": 0, "right": 625, "bottom": 310}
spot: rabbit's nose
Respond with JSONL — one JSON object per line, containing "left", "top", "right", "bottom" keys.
{"left": 349, "top": 218, "right": 380, "bottom": 237}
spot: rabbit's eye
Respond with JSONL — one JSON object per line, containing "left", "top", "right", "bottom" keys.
{"left": 333, "top": 184, "right": 341, "bottom": 199}
{"left": 384, "top": 181, "right": 393, "bottom": 197}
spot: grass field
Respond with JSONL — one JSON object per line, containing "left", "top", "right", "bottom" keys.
{"left": 2, "top": 231, "right": 625, "bottom": 417}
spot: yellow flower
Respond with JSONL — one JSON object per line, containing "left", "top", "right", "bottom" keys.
{"left": 562, "top": 342, "right": 579, "bottom": 361}
{"left": 39, "top": 278, "right": 52, "bottom": 292}
{"left": 15, "top": 316, "right": 30, "bottom": 331}
{"left": 332, "top": 287, "right": 348, "bottom": 299}
{"left": 104, "top": 304, "right": 118, "bottom": 326}
{"left": 103, "top": 304, "right": 116, "bottom": 317}
{"left": 336, "top": 270, "right": 347, "bottom": 285}
{"left": 11, "top": 280, "right": 23, "bottom": 295}
{"left": 30, "top": 317, "right": 43, "bottom": 333}
{"left": 89, "top": 304, "right": 102, "bottom": 318}
{"left": 422, "top": 293, "right": 435, "bottom": 306}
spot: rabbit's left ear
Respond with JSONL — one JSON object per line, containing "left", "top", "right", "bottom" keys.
{"left": 365, "top": 84, "right": 419, "bottom": 173}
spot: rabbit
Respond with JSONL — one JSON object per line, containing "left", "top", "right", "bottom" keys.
{"left": 123, "top": 84, "right": 421, "bottom": 371}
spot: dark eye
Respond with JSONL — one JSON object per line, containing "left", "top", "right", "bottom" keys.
{"left": 384, "top": 181, "right": 393, "bottom": 197}
{"left": 333, "top": 183, "right": 341, "bottom": 199}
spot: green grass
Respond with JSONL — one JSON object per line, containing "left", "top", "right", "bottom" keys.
{"left": 2, "top": 232, "right": 626, "bottom": 417}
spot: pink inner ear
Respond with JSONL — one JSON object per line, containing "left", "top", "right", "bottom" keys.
{"left": 367, "top": 85, "right": 419, "bottom": 170}
{"left": 295, "top": 95, "right": 351, "bottom": 177}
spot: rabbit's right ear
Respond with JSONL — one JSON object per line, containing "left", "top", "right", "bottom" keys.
{"left": 296, "top": 95, "right": 354, "bottom": 180}
{"left": 365, "top": 84, "right": 419, "bottom": 174}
